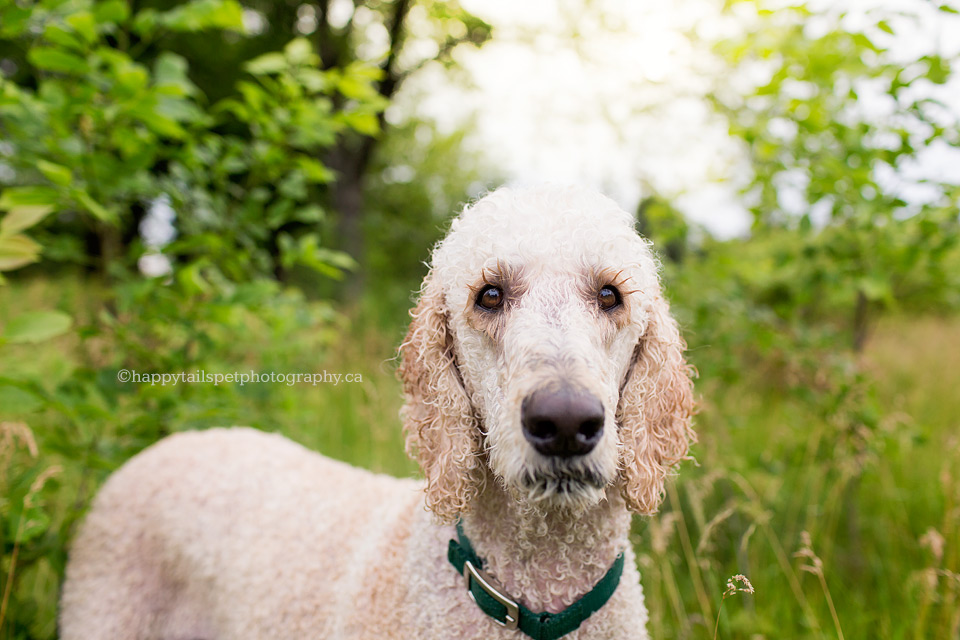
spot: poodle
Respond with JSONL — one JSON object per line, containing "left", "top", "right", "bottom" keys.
{"left": 59, "top": 184, "right": 695, "bottom": 639}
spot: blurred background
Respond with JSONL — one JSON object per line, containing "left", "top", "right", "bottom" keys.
{"left": 1, "top": 0, "right": 958, "bottom": 637}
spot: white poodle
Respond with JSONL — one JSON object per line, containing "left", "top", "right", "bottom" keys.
{"left": 60, "top": 184, "right": 695, "bottom": 639}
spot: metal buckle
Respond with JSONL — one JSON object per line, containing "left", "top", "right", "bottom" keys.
{"left": 463, "top": 560, "right": 520, "bottom": 630}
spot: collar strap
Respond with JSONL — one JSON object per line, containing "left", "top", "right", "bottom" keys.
{"left": 448, "top": 522, "right": 624, "bottom": 640}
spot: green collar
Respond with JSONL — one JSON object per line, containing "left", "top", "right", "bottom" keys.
{"left": 447, "top": 522, "right": 625, "bottom": 640}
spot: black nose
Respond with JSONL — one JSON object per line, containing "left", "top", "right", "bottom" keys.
{"left": 521, "top": 387, "right": 605, "bottom": 458}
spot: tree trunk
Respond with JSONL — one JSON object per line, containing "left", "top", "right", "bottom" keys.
{"left": 323, "top": 0, "right": 413, "bottom": 294}
{"left": 852, "top": 289, "right": 868, "bottom": 353}
{"left": 331, "top": 161, "right": 366, "bottom": 291}
{"left": 96, "top": 221, "right": 122, "bottom": 278}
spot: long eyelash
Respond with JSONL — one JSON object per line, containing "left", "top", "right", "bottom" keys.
{"left": 480, "top": 263, "right": 503, "bottom": 287}
{"left": 608, "top": 269, "right": 634, "bottom": 291}
{"left": 593, "top": 267, "right": 637, "bottom": 297}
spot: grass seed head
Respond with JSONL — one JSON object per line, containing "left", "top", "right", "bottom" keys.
{"left": 723, "top": 574, "right": 755, "bottom": 598}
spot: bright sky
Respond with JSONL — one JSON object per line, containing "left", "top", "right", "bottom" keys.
{"left": 396, "top": 0, "right": 960, "bottom": 238}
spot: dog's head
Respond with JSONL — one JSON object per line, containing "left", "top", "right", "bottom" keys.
{"left": 399, "top": 185, "right": 695, "bottom": 522}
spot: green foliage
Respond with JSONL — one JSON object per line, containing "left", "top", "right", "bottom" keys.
{"left": 0, "top": 273, "right": 390, "bottom": 639}
{"left": 637, "top": 194, "right": 690, "bottom": 264}
{"left": 712, "top": 0, "right": 960, "bottom": 350}
{"left": 636, "top": 315, "right": 960, "bottom": 640}
{"left": 0, "top": 2, "right": 389, "bottom": 637}
{"left": 362, "top": 118, "right": 502, "bottom": 325}
{"left": 0, "top": 0, "right": 244, "bottom": 248}
{"left": 640, "top": 3, "right": 960, "bottom": 637}
{"left": 162, "top": 35, "right": 383, "bottom": 284}
{"left": 0, "top": 1, "right": 384, "bottom": 281}
{"left": 0, "top": 311, "right": 72, "bottom": 345}
{"left": 0, "top": 422, "right": 61, "bottom": 638}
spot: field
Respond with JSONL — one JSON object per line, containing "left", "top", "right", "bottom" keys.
{"left": 2, "top": 275, "right": 958, "bottom": 639}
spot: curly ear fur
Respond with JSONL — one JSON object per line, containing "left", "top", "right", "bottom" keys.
{"left": 617, "top": 296, "right": 696, "bottom": 515}
{"left": 398, "top": 271, "right": 483, "bottom": 523}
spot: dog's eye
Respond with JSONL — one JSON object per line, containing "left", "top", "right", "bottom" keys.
{"left": 476, "top": 285, "right": 504, "bottom": 310}
{"left": 597, "top": 285, "right": 621, "bottom": 311}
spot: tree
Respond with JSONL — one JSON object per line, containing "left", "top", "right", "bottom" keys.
{"left": 636, "top": 193, "right": 690, "bottom": 264}
{"left": 711, "top": 0, "right": 960, "bottom": 351}
{"left": 306, "top": 0, "right": 491, "bottom": 284}
{"left": 0, "top": 0, "right": 387, "bottom": 285}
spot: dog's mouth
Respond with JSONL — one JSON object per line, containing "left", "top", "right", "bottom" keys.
{"left": 519, "top": 462, "right": 607, "bottom": 503}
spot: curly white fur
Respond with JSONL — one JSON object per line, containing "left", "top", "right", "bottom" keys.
{"left": 59, "top": 184, "right": 695, "bottom": 639}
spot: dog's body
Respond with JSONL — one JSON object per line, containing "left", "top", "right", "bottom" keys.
{"left": 60, "top": 185, "right": 694, "bottom": 639}
{"left": 60, "top": 428, "right": 648, "bottom": 638}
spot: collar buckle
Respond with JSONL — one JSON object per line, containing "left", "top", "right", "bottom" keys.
{"left": 463, "top": 559, "right": 520, "bottom": 630}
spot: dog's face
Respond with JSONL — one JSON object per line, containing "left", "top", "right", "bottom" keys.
{"left": 400, "top": 185, "right": 694, "bottom": 522}
{"left": 434, "top": 189, "right": 655, "bottom": 509}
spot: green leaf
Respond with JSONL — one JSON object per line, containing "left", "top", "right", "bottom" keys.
{"left": 296, "top": 157, "right": 335, "bottom": 183}
{"left": 73, "top": 191, "right": 115, "bottom": 223}
{"left": 28, "top": 47, "right": 90, "bottom": 74}
{"left": 36, "top": 159, "right": 73, "bottom": 186}
{"left": 284, "top": 38, "right": 314, "bottom": 65}
{"left": 244, "top": 52, "right": 287, "bottom": 75}
{"left": 858, "top": 276, "right": 893, "bottom": 303}
{"left": 877, "top": 21, "right": 893, "bottom": 35}
{"left": 340, "top": 110, "right": 380, "bottom": 136}
{"left": 294, "top": 205, "right": 325, "bottom": 223}
{"left": 145, "top": 111, "right": 186, "bottom": 137}
{"left": 0, "top": 6, "right": 31, "bottom": 38}
{"left": 132, "top": 8, "right": 159, "bottom": 35}
{"left": 1, "top": 205, "right": 56, "bottom": 236}
{"left": 0, "top": 385, "right": 43, "bottom": 412}
{"left": 337, "top": 75, "right": 377, "bottom": 101}
{"left": 156, "top": 96, "right": 205, "bottom": 124}
{"left": 17, "top": 508, "right": 53, "bottom": 543}
{"left": 154, "top": 52, "right": 196, "bottom": 95}
{"left": 343, "top": 63, "right": 383, "bottom": 83}
{"left": 115, "top": 66, "right": 150, "bottom": 95}
{"left": 177, "top": 262, "right": 211, "bottom": 295}
{"left": 0, "top": 234, "right": 42, "bottom": 271}
{"left": 43, "top": 24, "right": 86, "bottom": 51}
{"left": 298, "top": 68, "right": 329, "bottom": 92}
{"left": 2, "top": 310, "right": 73, "bottom": 344}
{"left": 161, "top": 0, "right": 245, "bottom": 32}
{"left": 314, "top": 247, "right": 357, "bottom": 271}
{"left": 924, "top": 55, "right": 950, "bottom": 84}
{"left": 95, "top": 0, "right": 131, "bottom": 24}
{"left": 65, "top": 11, "right": 98, "bottom": 43}
{"left": 0, "top": 186, "right": 60, "bottom": 209}
{"left": 278, "top": 171, "right": 307, "bottom": 201}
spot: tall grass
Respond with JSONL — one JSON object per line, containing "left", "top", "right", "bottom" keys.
{"left": 639, "top": 315, "right": 960, "bottom": 639}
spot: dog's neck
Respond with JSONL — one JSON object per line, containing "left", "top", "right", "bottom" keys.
{"left": 459, "top": 478, "right": 631, "bottom": 614}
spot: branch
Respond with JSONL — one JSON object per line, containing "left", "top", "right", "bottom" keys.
{"left": 377, "top": 0, "right": 413, "bottom": 103}
{"left": 315, "top": 0, "right": 355, "bottom": 71}
{"left": 396, "top": 31, "right": 483, "bottom": 86}
{"left": 352, "top": 0, "right": 412, "bottom": 176}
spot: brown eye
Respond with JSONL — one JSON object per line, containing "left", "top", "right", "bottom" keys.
{"left": 598, "top": 285, "right": 621, "bottom": 311}
{"left": 476, "top": 285, "right": 504, "bottom": 310}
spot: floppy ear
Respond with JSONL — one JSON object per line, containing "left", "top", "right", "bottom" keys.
{"left": 398, "top": 271, "right": 483, "bottom": 523}
{"left": 617, "top": 295, "right": 696, "bottom": 515}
